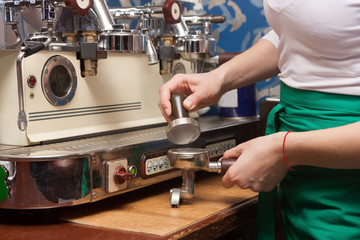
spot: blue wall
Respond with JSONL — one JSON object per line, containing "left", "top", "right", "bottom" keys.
{"left": 106, "top": 0, "right": 280, "bottom": 113}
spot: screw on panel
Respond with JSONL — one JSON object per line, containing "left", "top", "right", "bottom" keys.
{"left": 91, "top": 155, "right": 97, "bottom": 164}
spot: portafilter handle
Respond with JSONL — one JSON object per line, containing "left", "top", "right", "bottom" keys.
{"left": 205, "top": 157, "right": 237, "bottom": 174}
{"left": 220, "top": 158, "right": 237, "bottom": 174}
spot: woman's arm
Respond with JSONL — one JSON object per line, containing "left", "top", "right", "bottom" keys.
{"left": 158, "top": 39, "right": 280, "bottom": 121}
{"left": 214, "top": 39, "right": 280, "bottom": 93}
{"left": 286, "top": 121, "right": 360, "bottom": 169}
{"left": 222, "top": 121, "right": 360, "bottom": 192}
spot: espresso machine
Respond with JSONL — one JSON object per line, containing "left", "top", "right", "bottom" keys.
{"left": 0, "top": 0, "right": 259, "bottom": 209}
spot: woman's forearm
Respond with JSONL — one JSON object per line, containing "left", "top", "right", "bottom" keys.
{"left": 285, "top": 121, "right": 360, "bottom": 169}
{"left": 213, "top": 39, "right": 280, "bottom": 94}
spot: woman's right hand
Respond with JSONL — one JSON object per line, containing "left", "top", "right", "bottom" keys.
{"left": 158, "top": 71, "right": 224, "bottom": 122}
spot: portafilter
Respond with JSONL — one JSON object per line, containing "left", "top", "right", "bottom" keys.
{"left": 168, "top": 148, "right": 236, "bottom": 207}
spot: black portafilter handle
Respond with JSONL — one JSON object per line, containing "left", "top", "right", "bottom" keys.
{"left": 220, "top": 158, "right": 237, "bottom": 175}
{"left": 171, "top": 93, "right": 189, "bottom": 119}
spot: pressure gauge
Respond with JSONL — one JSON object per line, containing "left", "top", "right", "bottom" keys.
{"left": 42, "top": 55, "right": 77, "bottom": 106}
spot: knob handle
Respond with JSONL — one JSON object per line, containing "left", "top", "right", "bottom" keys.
{"left": 114, "top": 167, "right": 133, "bottom": 184}
{"left": 162, "top": 0, "right": 182, "bottom": 24}
{"left": 220, "top": 158, "right": 237, "bottom": 175}
{"left": 211, "top": 15, "right": 226, "bottom": 24}
{"left": 65, "top": 0, "right": 93, "bottom": 16}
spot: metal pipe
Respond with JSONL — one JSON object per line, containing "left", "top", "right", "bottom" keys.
{"left": 180, "top": 170, "right": 194, "bottom": 199}
{"left": 6, "top": 24, "right": 22, "bottom": 49}
{"left": 172, "top": 17, "right": 188, "bottom": 37}
{"left": 16, "top": 51, "right": 27, "bottom": 131}
{"left": 192, "top": 61, "right": 204, "bottom": 74}
{"left": 92, "top": 0, "right": 114, "bottom": 31}
{"left": 41, "top": 0, "right": 52, "bottom": 21}
{"left": 110, "top": 6, "right": 164, "bottom": 20}
{"left": 145, "top": 31, "right": 159, "bottom": 65}
{"left": 16, "top": 22, "right": 54, "bottom": 131}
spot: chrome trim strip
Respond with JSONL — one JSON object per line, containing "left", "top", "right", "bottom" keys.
{"left": 28, "top": 102, "right": 141, "bottom": 122}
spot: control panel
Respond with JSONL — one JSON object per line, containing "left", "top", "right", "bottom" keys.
{"left": 141, "top": 150, "right": 174, "bottom": 179}
{"left": 106, "top": 159, "right": 129, "bottom": 193}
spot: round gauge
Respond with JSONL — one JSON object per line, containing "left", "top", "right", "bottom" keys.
{"left": 42, "top": 55, "right": 77, "bottom": 106}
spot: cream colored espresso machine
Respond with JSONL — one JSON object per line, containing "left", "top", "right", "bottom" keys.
{"left": 0, "top": 0, "right": 258, "bottom": 209}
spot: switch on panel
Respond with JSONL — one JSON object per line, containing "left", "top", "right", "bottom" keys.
{"left": 106, "top": 159, "right": 130, "bottom": 193}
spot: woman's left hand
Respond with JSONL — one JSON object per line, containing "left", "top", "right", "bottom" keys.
{"left": 222, "top": 132, "right": 289, "bottom": 192}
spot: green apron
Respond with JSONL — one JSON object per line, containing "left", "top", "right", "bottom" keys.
{"left": 256, "top": 83, "right": 360, "bottom": 239}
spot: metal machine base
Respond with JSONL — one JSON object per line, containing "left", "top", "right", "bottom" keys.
{"left": 0, "top": 116, "right": 259, "bottom": 209}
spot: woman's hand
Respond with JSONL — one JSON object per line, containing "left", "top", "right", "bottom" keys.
{"left": 222, "top": 132, "right": 288, "bottom": 192}
{"left": 158, "top": 71, "right": 224, "bottom": 122}
{"left": 158, "top": 40, "right": 280, "bottom": 123}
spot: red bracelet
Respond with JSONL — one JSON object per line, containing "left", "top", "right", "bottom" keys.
{"left": 282, "top": 131, "right": 296, "bottom": 171}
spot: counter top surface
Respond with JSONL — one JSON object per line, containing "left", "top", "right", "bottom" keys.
{"left": 0, "top": 172, "right": 258, "bottom": 240}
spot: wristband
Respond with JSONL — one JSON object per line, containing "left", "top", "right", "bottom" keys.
{"left": 282, "top": 131, "right": 296, "bottom": 171}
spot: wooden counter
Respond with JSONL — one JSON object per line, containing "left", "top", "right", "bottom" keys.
{"left": 0, "top": 172, "right": 258, "bottom": 240}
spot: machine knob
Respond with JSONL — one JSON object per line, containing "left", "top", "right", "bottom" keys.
{"left": 162, "top": 0, "right": 182, "bottom": 24}
{"left": 65, "top": 0, "right": 93, "bottom": 16}
{"left": 114, "top": 167, "right": 134, "bottom": 184}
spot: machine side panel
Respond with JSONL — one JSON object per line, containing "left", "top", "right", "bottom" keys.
{"left": 21, "top": 52, "right": 190, "bottom": 144}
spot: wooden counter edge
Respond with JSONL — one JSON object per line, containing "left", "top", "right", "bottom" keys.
{"left": 165, "top": 196, "right": 258, "bottom": 240}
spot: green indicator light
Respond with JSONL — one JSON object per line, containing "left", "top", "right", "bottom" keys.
{"left": 129, "top": 166, "right": 137, "bottom": 176}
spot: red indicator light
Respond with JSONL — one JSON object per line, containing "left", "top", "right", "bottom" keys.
{"left": 27, "top": 75, "right": 37, "bottom": 88}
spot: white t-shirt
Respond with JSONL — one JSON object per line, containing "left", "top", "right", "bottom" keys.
{"left": 262, "top": 0, "right": 360, "bottom": 96}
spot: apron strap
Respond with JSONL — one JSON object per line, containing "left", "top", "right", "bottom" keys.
{"left": 255, "top": 102, "right": 286, "bottom": 239}
{"left": 256, "top": 189, "right": 277, "bottom": 240}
